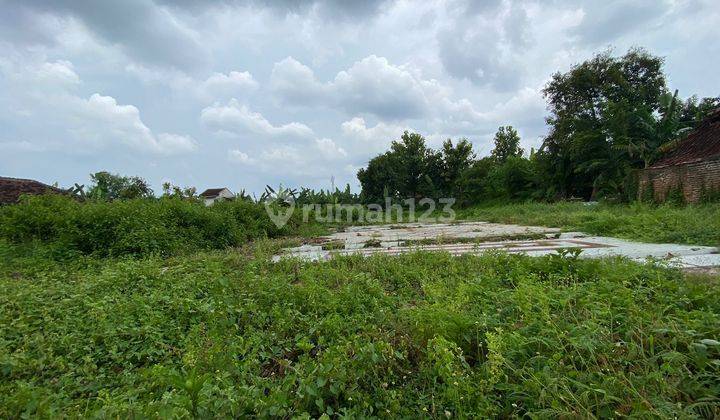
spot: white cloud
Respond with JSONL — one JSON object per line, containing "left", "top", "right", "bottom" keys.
{"left": 269, "top": 54, "right": 537, "bottom": 136}
{"left": 35, "top": 60, "right": 80, "bottom": 85}
{"left": 332, "top": 55, "right": 431, "bottom": 118}
{"left": 228, "top": 149, "right": 256, "bottom": 164}
{"left": 315, "top": 137, "right": 347, "bottom": 159}
{"left": 199, "top": 71, "right": 259, "bottom": 99}
{"left": 0, "top": 56, "right": 80, "bottom": 90}
{"left": 201, "top": 99, "right": 314, "bottom": 139}
{"left": 270, "top": 57, "right": 327, "bottom": 104}
{"left": 226, "top": 137, "right": 350, "bottom": 180}
{"left": 2, "top": 0, "right": 718, "bottom": 193}
{"left": 340, "top": 117, "right": 411, "bottom": 154}
{"left": 72, "top": 94, "right": 198, "bottom": 154}
{"left": 127, "top": 65, "right": 259, "bottom": 101}
{"left": 0, "top": 54, "right": 197, "bottom": 156}
{"left": 271, "top": 55, "right": 439, "bottom": 119}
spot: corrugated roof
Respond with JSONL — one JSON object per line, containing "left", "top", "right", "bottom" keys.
{"left": 0, "top": 176, "right": 66, "bottom": 205}
{"left": 650, "top": 108, "right": 720, "bottom": 168}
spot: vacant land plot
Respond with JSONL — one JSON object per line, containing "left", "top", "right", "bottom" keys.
{"left": 2, "top": 241, "right": 719, "bottom": 418}
{"left": 2, "top": 200, "right": 720, "bottom": 417}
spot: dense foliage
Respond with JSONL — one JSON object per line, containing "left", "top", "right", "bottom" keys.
{"left": 86, "top": 171, "right": 155, "bottom": 200}
{"left": 357, "top": 48, "right": 719, "bottom": 204}
{"left": 1, "top": 245, "right": 718, "bottom": 418}
{"left": 0, "top": 195, "right": 313, "bottom": 258}
{"left": 357, "top": 132, "right": 474, "bottom": 203}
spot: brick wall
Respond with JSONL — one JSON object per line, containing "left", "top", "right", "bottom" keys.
{"left": 638, "top": 155, "right": 720, "bottom": 203}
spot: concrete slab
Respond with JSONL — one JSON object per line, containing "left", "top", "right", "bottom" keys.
{"left": 273, "top": 222, "right": 720, "bottom": 269}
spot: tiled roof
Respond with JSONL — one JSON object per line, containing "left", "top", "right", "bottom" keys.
{"left": 0, "top": 176, "right": 66, "bottom": 205}
{"left": 199, "top": 188, "right": 227, "bottom": 198}
{"left": 651, "top": 108, "right": 720, "bottom": 168}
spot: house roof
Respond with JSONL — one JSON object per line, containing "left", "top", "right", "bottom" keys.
{"left": 650, "top": 108, "right": 720, "bottom": 168}
{"left": 199, "top": 188, "right": 230, "bottom": 198}
{"left": 0, "top": 176, "right": 66, "bottom": 205}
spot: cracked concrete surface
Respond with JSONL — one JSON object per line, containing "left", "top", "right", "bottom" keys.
{"left": 273, "top": 222, "right": 720, "bottom": 268}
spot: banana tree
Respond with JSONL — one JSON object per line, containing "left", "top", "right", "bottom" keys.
{"left": 259, "top": 184, "right": 297, "bottom": 206}
{"left": 613, "top": 90, "right": 690, "bottom": 168}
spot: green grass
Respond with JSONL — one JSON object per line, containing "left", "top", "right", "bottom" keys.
{"left": 1, "top": 241, "right": 719, "bottom": 418}
{"left": 457, "top": 201, "right": 720, "bottom": 247}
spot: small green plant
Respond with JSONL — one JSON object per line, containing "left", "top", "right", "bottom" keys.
{"left": 321, "top": 240, "right": 345, "bottom": 251}
{"left": 1, "top": 246, "right": 718, "bottom": 418}
{"left": 640, "top": 181, "right": 656, "bottom": 203}
{"left": 363, "top": 238, "right": 382, "bottom": 248}
{"left": 665, "top": 184, "right": 686, "bottom": 206}
{"left": 700, "top": 184, "right": 720, "bottom": 203}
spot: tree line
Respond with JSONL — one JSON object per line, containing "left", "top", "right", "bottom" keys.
{"left": 357, "top": 48, "right": 719, "bottom": 204}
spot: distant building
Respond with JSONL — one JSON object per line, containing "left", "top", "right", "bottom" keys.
{"left": 639, "top": 109, "right": 720, "bottom": 203}
{"left": 0, "top": 176, "right": 67, "bottom": 205}
{"left": 198, "top": 188, "right": 234, "bottom": 206}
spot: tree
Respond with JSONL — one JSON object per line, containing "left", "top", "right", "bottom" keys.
{"left": 491, "top": 126, "right": 524, "bottom": 163}
{"left": 162, "top": 182, "right": 197, "bottom": 199}
{"left": 540, "top": 48, "right": 668, "bottom": 199}
{"left": 680, "top": 96, "right": 720, "bottom": 129}
{"left": 358, "top": 131, "right": 442, "bottom": 202}
{"left": 358, "top": 132, "right": 480, "bottom": 203}
{"left": 439, "top": 138, "right": 475, "bottom": 197}
{"left": 358, "top": 152, "right": 400, "bottom": 203}
{"left": 457, "top": 157, "right": 495, "bottom": 204}
{"left": 87, "top": 171, "right": 154, "bottom": 200}
{"left": 389, "top": 131, "right": 435, "bottom": 199}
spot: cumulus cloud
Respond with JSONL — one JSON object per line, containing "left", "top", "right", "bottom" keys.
{"left": 332, "top": 55, "right": 432, "bottom": 119}
{"left": 270, "top": 54, "right": 543, "bottom": 141}
{"left": 199, "top": 71, "right": 259, "bottom": 98}
{"left": 270, "top": 57, "right": 327, "bottom": 104}
{"left": 0, "top": 55, "right": 197, "bottom": 156}
{"left": 10, "top": 0, "right": 209, "bottom": 71}
{"left": 2, "top": 0, "right": 718, "bottom": 193}
{"left": 272, "top": 55, "right": 462, "bottom": 120}
{"left": 246, "top": 140, "right": 348, "bottom": 176}
{"left": 125, "top": 65, "right": 259, "bottom": 102}
{"left": 0, "top": 56, "right": 80, "bottom": 90}
{"left": 201, "top": 99, "right": 315, "bottom": 139}
{"left": 315, "top": 137, "right": 347, "bottom": 159}
{"left": 72, "top": 93, "right": 198, "bottom": 154}
{"left": 340, "top": 117, "right": 412, "bottom": 154}
{"left": 35, "top": 60, "right": 80, "bottom": 85}
{"left": 228, "top": 149, "right": 256, "bottom": 164}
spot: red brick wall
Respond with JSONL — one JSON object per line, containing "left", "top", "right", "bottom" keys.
{"left": 638, "top": 156, "right": 720, "bottom": 203}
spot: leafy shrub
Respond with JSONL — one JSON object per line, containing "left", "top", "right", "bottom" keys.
{"left": 1, "top": 248, "right": 718, "bottom": 417}
{"left": 0, "top": 195, "right": 308, "bottom": 257}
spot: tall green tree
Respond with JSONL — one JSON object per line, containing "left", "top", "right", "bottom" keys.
{"left": 491, "top": 126, "right": 524, "bottom": 163}
{"left": 388, "top": 131, "right": 435, "bottom": 199}
{"left": 87, "top": 172, "right": 154, "bottom": 200}
{"left": 540, "top": 48, "right": 667, "bottom": 199}
{"left": 439, "top": 138, "right": 475, "bottom": 197}
{"left": 358, "top": 132, "right": 473, "bottom": 202}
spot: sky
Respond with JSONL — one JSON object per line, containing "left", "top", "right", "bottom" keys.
{"left": 0, "top": 0, "right": 718, "bottom": 195}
